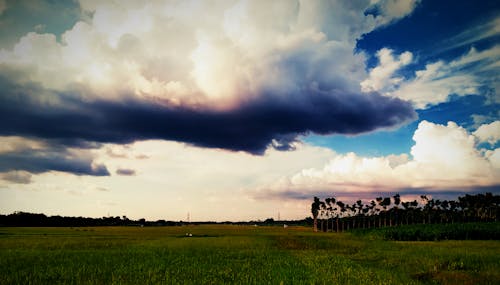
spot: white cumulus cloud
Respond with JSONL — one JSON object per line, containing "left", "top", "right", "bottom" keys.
{"left": 473, "top": 121, "right": 500, "bottom": 146}
{"left": 360, "top": 48, "right": 412, "bottom": 93}
{"left": 261, "top": 120, "right": 500, "bottom": 198}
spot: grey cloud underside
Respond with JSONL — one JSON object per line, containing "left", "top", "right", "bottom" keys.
{"left": 259, "top": 185, "right": 500, "bottom": 201}
{"left": 0, "top": 81, "right": 416, "bottom": 155}
{"left": 0, "top": 148, "right": 110, "bottom": 176}
{"left": 1, "top": 171, "right": 32, "bottom": 184}
{"left": 116, "top": 168, "right": 136, "bottom": 176}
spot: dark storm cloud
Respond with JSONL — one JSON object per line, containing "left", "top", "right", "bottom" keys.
{"left": 0, "top": 148, "right": 110, "bottom": 177}
{"left": 0, "top": 79, "right": 416, "bottom": 155}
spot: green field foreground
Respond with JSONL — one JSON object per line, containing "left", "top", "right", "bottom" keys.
{"left": 1, "top": 225, "right": 499, "bottom": 284}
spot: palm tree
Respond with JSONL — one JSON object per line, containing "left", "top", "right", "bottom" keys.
{"left": 375, "top": 197, "right": 383, "bottom": 227}
{"left": 362, "top": 204, "right": 370, "bottom": 228}
{"left": 410, "top": 200, "right": 418, "bottom": 224}
{"left": 355, "top": 200, "right": 363, "bottom": 229}
{"left": 381, "top": 197, "right": 391, "bottom": 226}
{"left": 337, "top": 201, "right": 346, "bottom": 232}
{"left": 392, "top": 194, "right": 401, "bottom": 226}
{"left": 332, "top": 200, "right": 340, "bottom": 232}
{"left": 439, "top": 199, "right": 449, "bottom": 223}
{"left": 369, "top": 200, "right": 377, "bottom": 228}
{"left": 420, "top": 195, "right": 429, "bottom": 224}
{"left": 401, "top": 201, "right": 414, "bottom": 225}
{"left": 449, "top": 200, "right": 458, "bottom": 223}
{"left": 319, "top": 201, "right": 327, "bottom": 232}
{"left": 311, "top": 197, "right": 321, "bottom": 232}
{"left": 424, "top": 196, "right": 436, "bottom": 224}
{"left": 325, "top": 197, "right": 336, "bottom": 232}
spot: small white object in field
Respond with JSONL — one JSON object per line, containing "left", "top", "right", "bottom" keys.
{"left": 189, "top": 233, "right": 193, "bottom": 237}
{"left": 283, "top": 224, "right": 288, "bottom": 228}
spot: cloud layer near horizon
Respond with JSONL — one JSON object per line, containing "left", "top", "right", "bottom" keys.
{"left": 4, "top": 119, "right": 497, "bottom": 220}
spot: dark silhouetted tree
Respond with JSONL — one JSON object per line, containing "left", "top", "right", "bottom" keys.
{"left": 311, "top": 197, "right": 321, "bottom": 232}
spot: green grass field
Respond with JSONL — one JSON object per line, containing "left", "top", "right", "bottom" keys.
{"left": 1, "top": 225, "right": 499, "bottom": 284}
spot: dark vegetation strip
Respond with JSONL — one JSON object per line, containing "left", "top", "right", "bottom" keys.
{"left": 352, "top": 222, "right": 500, "bottom": 241}
{"left": 0, "top": 213, "right": 308, "bottom": 227}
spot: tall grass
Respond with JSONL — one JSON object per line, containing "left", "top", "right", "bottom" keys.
{"left": 1, "top": 225, "right": 499, "bottom": 284}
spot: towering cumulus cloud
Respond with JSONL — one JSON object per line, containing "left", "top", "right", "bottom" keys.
{"left": 258, "top": 120, "right": 500, "bottom": 201}
{"left": 0, "top": 0, "right": 417, "bottom": 176}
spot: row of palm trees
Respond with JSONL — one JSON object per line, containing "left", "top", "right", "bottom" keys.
{"left": 311, "top": 192, "right": 500, "bottom": 232}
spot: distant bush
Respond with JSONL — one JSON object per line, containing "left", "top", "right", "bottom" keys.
{"left": 353, "top": 222, "right": 500, "bottom": 241}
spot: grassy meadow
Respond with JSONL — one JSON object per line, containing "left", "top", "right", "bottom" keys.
{"left": 1, "top": 225, "right": 499, "bottom": 284}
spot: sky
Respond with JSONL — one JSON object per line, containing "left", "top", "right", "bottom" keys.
{"left": 0, "top": 0, "right": 499, "bottom": 222}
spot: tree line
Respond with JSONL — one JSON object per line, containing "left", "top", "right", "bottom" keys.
{"left": 0, "top": 213, "right": 179, "bottom": 227}
{"left": 311, "top": 192, "right": 500, "bottom": 232}
{"left": 0, "top": 212, "right": 311, "bottom": 227}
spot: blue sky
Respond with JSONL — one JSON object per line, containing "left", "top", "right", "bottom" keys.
{"left": 306, "top": 0, "right": 499, "bottom": 157}
{"left": 360, "top": 0, "right": 499, "bottom": 63}
{"left": 306, "top": 95, "right": 499, "bottom": 156}
{"left": 0, "top": 0, "right": 498, "bottom": 221}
